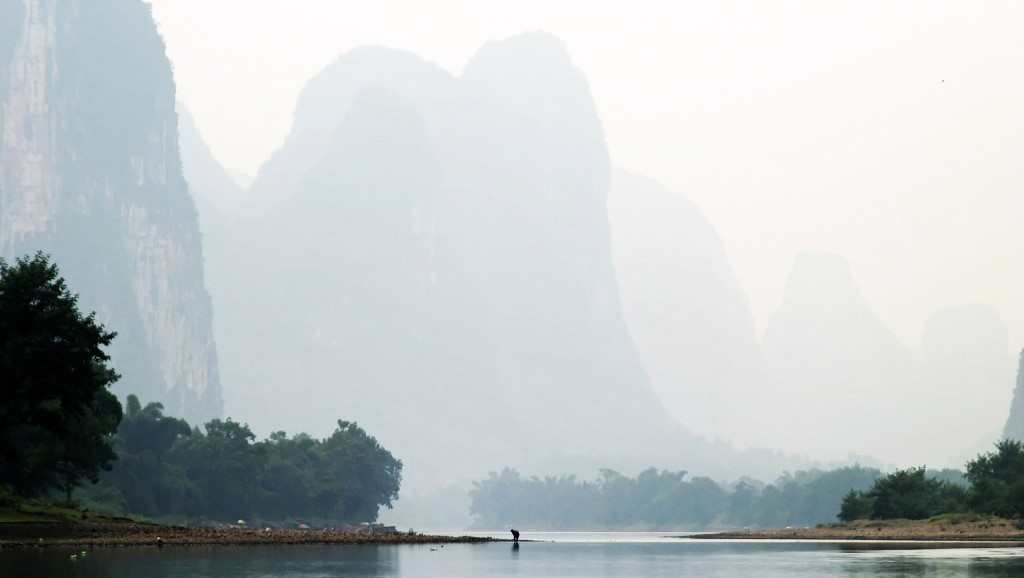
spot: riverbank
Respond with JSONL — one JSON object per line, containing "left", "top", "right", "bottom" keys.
{"left": 0, "top": 523, "right": 495, "bottom": 548}
{"left": 693, "top": 515, "right": 1024, "bottom": 542}
{"left": 0, "top": 505, "right": 495, "bottom": 548}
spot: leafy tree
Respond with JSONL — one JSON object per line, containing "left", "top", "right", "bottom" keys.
{"left": 966, "top": 440, "right": 1024, "bottom": 518}
{"left": 260, "top": 432, "right": 320, "bottom": 519}
{"left": 752, "top": 484, "right": 788, "bottom": 527}
{"left": 53, "top": 390, "right": 123, "bottom": 502}
{"left": 845, "top": 467, "right": 965, "bottom": 521}
{"left": 318, "top": 420, "right": 403, "bottom": 521}
{"left": 85, "top": 405, "right": 403, "bottom": 523}
{"left": 119, "top": 395, "right": 191, "bottom": 456}
{"left": 728, "top": 481, "right": 758, "bottom": 526}
{"left": 170, "top": 418, "right": 265, "bottom": 519}
{"left": 0, "top": 253, "right": 122, "bottom": 498}
{"left": 688, "top": 476, "right": 730, "bottom": 526}
{"left": 99, "top": 395, "right": 194, "bottom": 516}
{"left": 838, "top": 489, "right": 874, "bottom": 522}
{"left": 869, "top": 468, "right": 945, "bottom": 519}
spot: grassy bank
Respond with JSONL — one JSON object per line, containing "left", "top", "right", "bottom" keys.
{"left": 694, "top": 514, "right": 1024, "bottom": 542}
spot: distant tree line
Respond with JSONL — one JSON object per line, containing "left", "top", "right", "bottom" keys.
{"left": 0, "top": 253, "right": 402, "bottom": 524}
{"left": 470, "top": 465, "right": 895, "bottom": 529}
{"left": 840, "top": 441, "right": 1024, "bottom": 522}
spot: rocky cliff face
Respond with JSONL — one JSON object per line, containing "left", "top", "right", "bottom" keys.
{"left": 176, "top": 103, "right": 244, "bottom": 228}
{"left": 608, "top": 170, "right": 762, "bottom": 441}
{"left": 0, "top": 0, "right": 221, "bottom": 422}
{"left": 1005, "top": 351, "right": 1024, "bottom": 442}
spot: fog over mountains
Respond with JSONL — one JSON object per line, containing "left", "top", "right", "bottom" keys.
{"left": 3, "top": 0, "right": 1020, "bottom": 526}
{"left": 0, "top": 0, "right": 221, "bottom": 422}
{"left": 759, "top": 255, "right": 1012, "bottom": 465}
{"left": 1005, "top": 352, "right": 1024, "bottom": 443}
{"left": 608, "top": 170, "right": 762, "bottom": 440}
{"left": 177, "top": 104, "right": 244, "bottom": 225}
{"left": 922, "top": 305, "right": 1013, "bottom": 463}
{"left": 197, "top": 36, "right": 803, "bottom": 497}
{"left": 182, "top": 31, "right": 1018, "bottom": 478}
{"left": 762, "top": 253, "right": 917, "bottom": 458}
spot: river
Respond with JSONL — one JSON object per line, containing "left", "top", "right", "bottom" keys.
{"left": 4, "top": 532, "right": 1024, "bottom": 577}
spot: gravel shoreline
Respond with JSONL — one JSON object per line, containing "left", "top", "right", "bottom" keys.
{"left": 0, "top": 521, "right": 498, "bottom": 548}
{"left": 692, "top": 517, "right": 1024, "bottom": 544}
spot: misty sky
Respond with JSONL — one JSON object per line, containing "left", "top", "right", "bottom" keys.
{"left": 148, "top": 0, "right": 1024, "bottom": 358}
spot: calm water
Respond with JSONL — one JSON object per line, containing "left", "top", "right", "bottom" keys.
{"left": 4, "top": 532, "right": 1024, "bottom": 577}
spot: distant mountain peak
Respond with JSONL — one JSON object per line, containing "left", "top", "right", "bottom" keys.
{"left": 197, "top": 33, "right": 797, "bottom": 492}
{"left": 779, "top": 252, "right": 866, "bottom": 314}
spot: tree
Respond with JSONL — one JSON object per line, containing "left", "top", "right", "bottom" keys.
{"left": 966, "top": 440, "right": 1024, "bottom": 518}
{"left": 727, "top": 481, "right": 758, "bottom": 526}
{"left": 318, "top": 420, "right": 402, "bottom": 522}
{"left": 53, "top": 390, "right": 123, "bottom": 502}
{"left": 838, "top": 490, "right": 874, "bottom": 522}
{"left": 170, "top": 418, "right": 265, "bottom": 519}
{"left": 100, "top": 395, "right": 194, "bottom": 516}
{"left": 0, "top": 253, "right": 123, "bottom": 497}
{"left": 260, "top": 432, "right": 319, "bottom": 519}
{"left": 119, "top": 395, "right": 191, "bottom": 457}
{"left": 861, "top": 468, "right": 964, "bottom": 520}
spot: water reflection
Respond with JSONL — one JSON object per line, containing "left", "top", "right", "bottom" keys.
{"left": 2, "top": 540, "right": 1023, "bottom": 578}
{"left": 0, "top": 544, "right": 402, "bottom": 578}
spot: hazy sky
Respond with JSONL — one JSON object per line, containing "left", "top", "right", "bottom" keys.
{"left": 149, "top": 0, "right": 1024, "bottom": 355}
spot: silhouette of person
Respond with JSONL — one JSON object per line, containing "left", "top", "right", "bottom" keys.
{"left": 510, "top": 528, "right": 520, "bottom": 542}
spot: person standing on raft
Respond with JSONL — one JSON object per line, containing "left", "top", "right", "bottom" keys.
{"left": 510, "top": 529, "right": 520, "bottom": 542}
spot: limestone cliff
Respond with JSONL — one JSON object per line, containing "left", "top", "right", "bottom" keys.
{"left": 0, "top": 0, "right": 221, "bottom": 422}
{"left": 761, "top": 253, "right": 916, "bottom": 462}
{"left": 209, "top": 37, "right": 780, "bottom": 487}
{"left": 1005, "top": 351, "right": 1024, "bottom": 442}
{"left": 608, "top": 170, "right": 762, "bottom": 441}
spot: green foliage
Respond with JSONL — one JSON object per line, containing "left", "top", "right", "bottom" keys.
{"left": 837, "top": 467, "right": 967, "bottom": 521}
{"left": 0, "top": 253, "right": 123, "bottom": 498}
{"left": 868, "top": 468, "right": 964, "bottom": 519}
{"left": 838, "top": 489, "right": 874, "bottom": 522}
{"left": 750, "top": 467, "right": 881, "bottom": 527}
{"left": 172, "top": 418, "right": 265, "bottom": 519}
{"left": 98, "top": 395, "right": 195, "bottom": 517}
{"left": 93, "top": 402, "right": 403, "bottom": 523}
{"left": 317, "top": 421, "right": 403, "bottom": 522}
{"left": 119, "top": 395, "right": 192, "bottom": 456}
{"left": 966, "top": 440, "right": 1024, "bottom": 519}
{"left": 469, "top": 465, "right": 881, "bottom": 529}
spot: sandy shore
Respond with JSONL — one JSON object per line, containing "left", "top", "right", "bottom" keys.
{"left": 694, "top": 517, "right": 1024, "bottom": 543}
{"left": 0, "top": 520, "right": 497, "bottom": 548}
